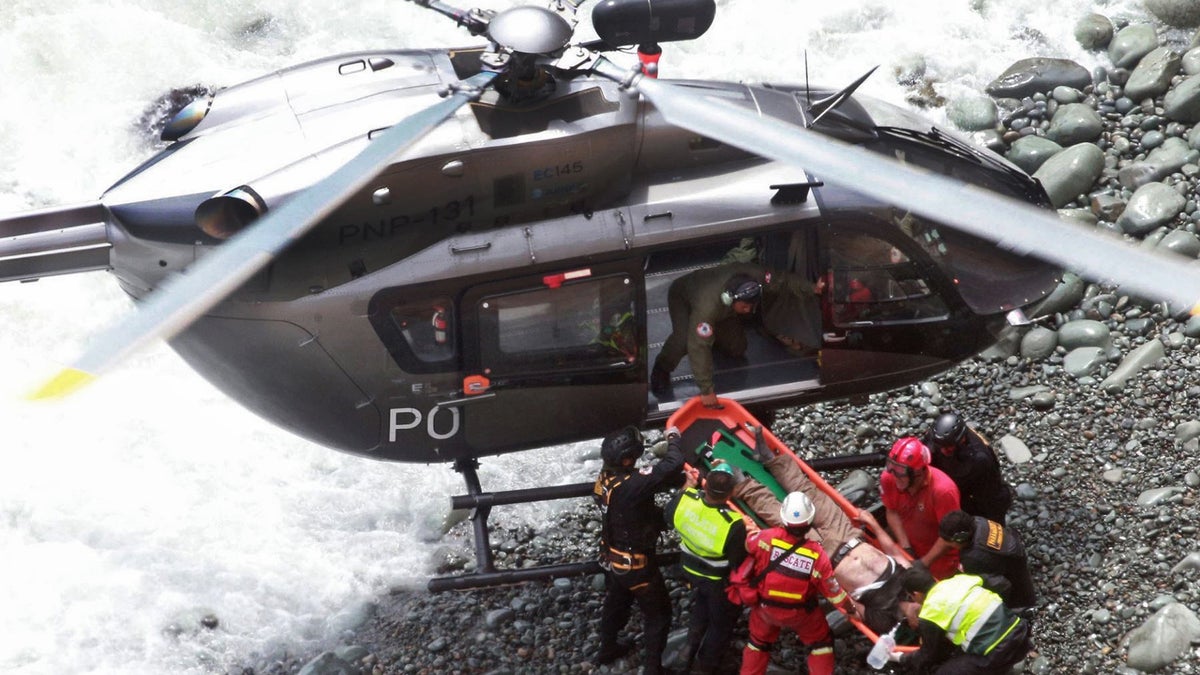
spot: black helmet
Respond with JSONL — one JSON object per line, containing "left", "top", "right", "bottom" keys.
{"left": 601, "top": 426, "right": 643, "bottom": 466}
{"left": 721, "top": 274, "right": 762, "bottom": 307}
{"left": 931, "top": 412, "right": 966, "bottom": 447}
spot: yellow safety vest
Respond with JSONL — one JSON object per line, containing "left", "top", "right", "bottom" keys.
{"left": 919, "top": 574, "right": 1018, "bottom": 655}
{"left": 673, "top": 488, "right": 737, "bottom": 580}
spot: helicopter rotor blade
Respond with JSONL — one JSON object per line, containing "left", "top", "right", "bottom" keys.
{"left": 32, "top": 71, "right": 499, "bottom": 400}
{"left": 591, "top": 58, "right": 1200, "bottom": 315}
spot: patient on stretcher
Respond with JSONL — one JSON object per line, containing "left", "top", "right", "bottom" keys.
{"left": 731, "top": 426, "right": 910, "bottom": 634}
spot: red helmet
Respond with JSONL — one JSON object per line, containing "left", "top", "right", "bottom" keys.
{"left": 888, "top": 437, "right": 930, "bottom": 471}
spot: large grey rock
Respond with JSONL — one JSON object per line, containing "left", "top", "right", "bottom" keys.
{"left": 1158, "top": 229, "right": 1200, "bottom": 257}
{"left": 985, "top": 58, "right": 1091, "bottom": 99}
{"left": 1126, "top": 602, "right": 1200, "bottom": 672}
{"left": 1101, "top": 338, "right": 1165, "bottom": 393}
{"left": 1029, "top": 272, "right": 1086, "bottom": 318}
{"left": 1109, "top": 24, "right": 1160, "bottom": 69}
{"left": 1124, "top": 47, "right": 1182, "bottom": 101}
{"left": 1117, "top": 182, "right": 1188, "bottom": 234}
{"left": 1184, "top": 46, "right": 1200, "bottom": 76}
{"left": 1145, "top": 0, "right": 1200, "bottom": 28}
{"left": 1045, "top": 103, "right": 1104, "bottom": 145}
{"left": 996, "top": 435, "right": 1032, "bottom": 464}
{"left": 1074, "top": 13, "right": 1113, "bottom": 50}
{"left": 1176, "top": 420, "right": 1200, "bottom": 444}
{"left": 1033, "top": 142, "right": 1105, "bottom": 207}
{"left": 1164, "top": 74, "right": 1200, "bottom": 123}
{"left": 1058, "top": 319, "right": 1111, "bottom": 349}
{"left": 1006, "top": 135, "right": 1063, "bottom": 174}
{"left": 1117, "top": 137, "right": 1198, "bottom": 189}
{"left": 1063, "top": 346, "right": 1107, "bottom": 377}
{"left": 1020, "top": 326, "right": 1058, "bottom": 360}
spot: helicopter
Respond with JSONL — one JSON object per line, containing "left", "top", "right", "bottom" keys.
{"left": 4, "top": 0, "right": 1200, "bottom": 590}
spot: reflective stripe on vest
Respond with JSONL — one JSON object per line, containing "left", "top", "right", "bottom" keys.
{"left": 920, "top": 575, "right": 1004, "bottom": 651}
{"left": 673, "top": 488, "right": 736, "bottom": 580}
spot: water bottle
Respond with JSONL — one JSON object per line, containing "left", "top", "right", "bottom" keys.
{"left": 866, "top": 629, "right": 897, "bottom": 670}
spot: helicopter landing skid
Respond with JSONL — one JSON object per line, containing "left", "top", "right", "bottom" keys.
{"left": 427, "top": 458, "right": 681, "bottom": 592}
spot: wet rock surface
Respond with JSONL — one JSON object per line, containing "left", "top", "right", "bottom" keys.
{"left": 236, "top": 11, "right": 1200, "bottom": 675}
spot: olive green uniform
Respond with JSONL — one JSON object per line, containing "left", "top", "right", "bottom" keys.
{"left": 654, "top": 264, "right": 820, "bottom": 395}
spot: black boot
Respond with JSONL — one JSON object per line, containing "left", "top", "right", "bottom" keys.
{"left": 651, "top": 363, "right": 673, "bottom": 396}
{"left": 596, "top": 641, "right": 632, "bottom": 665}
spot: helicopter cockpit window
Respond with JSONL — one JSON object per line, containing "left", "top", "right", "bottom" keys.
{"left": 477, "top": 275, "right": 636, "bottom": 375}
{"left": 828, "top": 233, "right": 947, "bottom": 326}
{"left": 386, "top": 299, "right": 457, "bottom": 368}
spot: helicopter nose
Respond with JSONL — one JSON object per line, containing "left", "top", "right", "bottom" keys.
{"left": 195, "top": 186, "right": 265, "bottom": 239}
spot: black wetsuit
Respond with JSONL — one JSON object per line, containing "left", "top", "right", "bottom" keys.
{"left": 927, "top": 427, "right": 1013, "bottom": 524}
{"left": 593, "top": 437, "right": 684, "bottom": 673}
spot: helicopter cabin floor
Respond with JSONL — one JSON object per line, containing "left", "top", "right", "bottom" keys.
{"left": 643, "top": 265, "right": 821, "bottom": 415}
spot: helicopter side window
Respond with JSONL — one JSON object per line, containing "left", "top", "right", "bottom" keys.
{"left": 828, "top": 234, "right": 947, "bottom": 326}
{"left": 386, "top": 299, "right": 457, "bottom": 368}
{"left": 477, "top": 274, "right": 637, "bottom": 376}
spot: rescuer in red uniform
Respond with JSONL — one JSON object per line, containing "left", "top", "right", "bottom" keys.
{"left": 739, "top": 491, "right": 859, "bottom": 675}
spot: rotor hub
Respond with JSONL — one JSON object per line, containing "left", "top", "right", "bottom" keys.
{"left": 487, "top": 5, "right": 572, "bottom": 55}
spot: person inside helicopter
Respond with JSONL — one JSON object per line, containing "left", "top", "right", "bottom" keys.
{"left": 650, "top": 262, "right": 824, "bottom": 407}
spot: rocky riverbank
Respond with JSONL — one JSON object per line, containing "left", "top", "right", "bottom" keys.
{"left": 249, "top": 7, "right": 1200, "bottom": 675}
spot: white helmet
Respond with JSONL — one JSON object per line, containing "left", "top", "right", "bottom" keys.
{"left": 779, "top": 491, "right": 816, "bottom": 528}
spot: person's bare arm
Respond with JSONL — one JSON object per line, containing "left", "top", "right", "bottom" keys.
{"left": 885, "top": 509, "right": 914, "bottom": 557}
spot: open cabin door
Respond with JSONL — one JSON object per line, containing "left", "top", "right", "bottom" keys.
{"left": 458, "top": 261, "right": 647, "bottom": 453}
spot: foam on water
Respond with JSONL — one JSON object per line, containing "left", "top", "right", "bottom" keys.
{"left": 0, "top": 1, "right": 1154, "bottom": 673}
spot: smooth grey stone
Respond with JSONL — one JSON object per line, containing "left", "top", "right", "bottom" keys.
{"left": 1008, "top": 385, "right": 1050, "bottom": 400}
{"left": 1127, "top": 603, "right": 1200, "bottom": 672}
{"left": 1137, "top": 486, "right": 1185, "bottom": 506}
{"left": 1178, "top": 421, "right": 1200, "bottom": 443}
{"left": 985, "top": 58, "right": 1091, "bottom": 99}
{"left": 1101, "top": 338, "right": 1165, "bottom": 392}
{"left": 1117, "top": 182, "right": 1188, "bottom": 234}
{"left": 1030, "top": 391, "right": 1057, "bottom": 410}
{"left": 1019, "top": 326, "right": 1058, "bottom": 359}
{"left": 1033, "top": 142, "right": 1105, "bottom": 207}
{"left": 1063, "top": 346, "right": 1107, "bottom": 377}
{"left": 1171, "top": 551, "right": 1200, "bottom": 574}
{"left": 996, "top": 435, "right": 1032, "bottom": 464}
{"left": 948, "top": 95, "right": 998, "bottom": 131}
{"left": 1051, "top": 85, "right": 1083, "bottom": 103}
{"left": 1058, "top": 208, "right": 1096, "bottom": 226}
{"left": 1091, "top": 193, "right": 1126, "bottom": 221}
{"left": 1006, "top": 135, "right": 1063, "bottom": 173}
{"left": 1185, "top": 47, "right": 1200, "bottom": 76}
{"left": 1045, "top": 103, "right": 1104, "bottom": 145}
{"left": 1164, "top": 74, "right": 1200, "bottom": 123}
{"left": 1145, "top": 0, "right": 1200, "bottom": 28}
{"left": 1125, "top": 47, "right": 1183, "bottom": 101}
{"left": 1188, "top": 122, "right": 1200, "bottom": 150}
{"left": 1058, "top": 319, "right": 1111, "bottom": 349}
{"left": 1075, "top": 14, "right": 1114, "bottom": 50}
{"left": 1186, "top": 314, "right": 1200, "bottom": 337}
{"left": 1029, "top": 272, "right": 1086, "bottom": 318}
{"left": 1118, "top": 137, "right": 1196, "bottom": 189}
{"left": 1159, "top": 229, "right": 1200, "bottom": 257}
{"left": 1109, "top": 24, "right": 1160, "bottom": 69}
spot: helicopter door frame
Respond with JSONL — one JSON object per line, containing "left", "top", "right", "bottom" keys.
{"left": 457, "top": 259, "right": 648, "bottom": 453}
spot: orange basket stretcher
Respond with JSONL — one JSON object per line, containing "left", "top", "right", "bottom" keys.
{"left": 667, "top": 396, "right": 918, "bottom": 654}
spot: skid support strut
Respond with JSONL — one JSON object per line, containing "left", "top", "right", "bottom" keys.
{"left": 428, "top": 458, "right": 608, "bottom": 592}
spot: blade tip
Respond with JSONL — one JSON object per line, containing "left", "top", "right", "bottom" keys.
{"left": 29, "top": 368, "right": 96, "bottom": 400}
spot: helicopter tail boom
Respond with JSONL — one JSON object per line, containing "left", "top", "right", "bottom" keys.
{"left": 0, "top": 202, "right": 112, "bottom": 283}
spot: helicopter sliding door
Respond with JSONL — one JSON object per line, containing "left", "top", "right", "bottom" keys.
{"left": 459, "top": 261, "right": 646, "bottom": 455}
